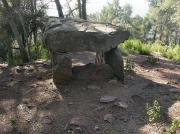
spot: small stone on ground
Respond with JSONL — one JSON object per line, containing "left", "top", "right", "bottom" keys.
{"left": 100, "top": 96, "right": 117, "bottom": 103}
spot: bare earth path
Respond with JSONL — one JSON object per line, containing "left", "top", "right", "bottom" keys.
{"left": 0, "top": 53, "right": 179, "bottom": 134}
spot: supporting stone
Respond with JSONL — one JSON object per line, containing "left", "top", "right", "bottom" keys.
{"left": 105, "top": 48, "right": 124, "bottom": 82}
{"left": 53, "top": 55, "right": 72, "bottom": 85}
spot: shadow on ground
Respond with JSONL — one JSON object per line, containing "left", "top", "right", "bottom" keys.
{"left": 0, "top": 55, "right": 180, "bottom": 134}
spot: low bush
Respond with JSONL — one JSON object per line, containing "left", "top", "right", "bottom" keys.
{"left": 151, "top": 40, "right": 166, "bottom": 54}
{"left": 163, "top": 45, "right": 180, "bottom": 62}
{"left": 31, "top": 41, "right": 49, "bottom": 61}
{"left": 165, "top": 120, "right": 180, "bottom": 134}
{"left": 120, "top": 39, "right": 151, "bottom": 55}
{"left": 119, "top": 38, "right": 180, "bottom": 63}
{"left": 145, "top": 100, "right": 161, "bottom": 123}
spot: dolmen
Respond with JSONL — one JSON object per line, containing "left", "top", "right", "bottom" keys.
{"left": 43, "top": 18, "right": 130, "bottom": 84}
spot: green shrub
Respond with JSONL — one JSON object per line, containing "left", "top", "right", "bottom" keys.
{"left": 120, "top": 39, "right": 151, "bottom": 55}
{"left": 145, "top": 100, "right": 161, "bottom": 123}
{"left": 31, "top": 41, "right": 49, "bottom": 61}
{"left": 151, "top": 40, "right": 166, "bottom": 54}
{"left": 120, "top": 38, "right": 180, "bottom": 63}
{"left": 164, "top": 45, "right": 180, "bottom": 62}
{"left": 165, "top": 120, "right": 180, "bottom": 134}
{"left": 10, "top": 117, "right": 17, "bottom": 126}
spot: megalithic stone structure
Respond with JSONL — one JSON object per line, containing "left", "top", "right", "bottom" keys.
{"left": 43, "top": 18, "right": 130, "bottom": 84}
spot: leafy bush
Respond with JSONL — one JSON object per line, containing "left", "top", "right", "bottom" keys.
{"left": 10, "top": 117, "right": 17, "bottom": 126}
{"left": 145, "top": 100, "right": 161, "bottom": 123}
{"left": 165, "top": 120, "right": 180, "bottom": 134}
{"left": 31, "top": 41, "right": 49, "bottom": 61}
{"left": 151, "top": 40, "right": 166, "bottom": 54}
{"left": 9, "top": 41, "right": 49, "bottom": 66}
{"left": 163, "top": 45, "right": 180, "bottom": 62}
{"left": 120, "top": 39, "right": 151, "bottom": 55}
{"left": 120, "top": 38, "right": 180, "bottom": 63}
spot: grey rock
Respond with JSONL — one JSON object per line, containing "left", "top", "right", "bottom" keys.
{"left": 94, "top": 106, "right": 105, "bottom": 112}
{"left": 44, "top": 18, "right": 129, "bottom": 53}
{"left": 70, "top": 117, "right": 89, "bottom": 127}
{"left": 94, "top": 125, "right": 100, "bottom": 131}
{"left": 87, "top": 85, "right": 101, "bottom": 90}
{"left": 108, "top": 79, "right": 118, "bottom": 84}
{"left": 105, "top": 48, "right": 124, "bottom": 81}
{"left": 53, "top": 56, "right": 72, "bottom": 84}
{"left": 114, "top": 101, "right": 128, "bottom": 109}
{"left": 100, "top": 96, "right": 117, "bottom": 103}
{"left": 104, "top": 114, "right": 114, "bottom": 123}
{"left": 41, "top": 116, "right": 53, "bottom": 124}
{"left": 168, "top": 101, "right": 180, "bottom": 120}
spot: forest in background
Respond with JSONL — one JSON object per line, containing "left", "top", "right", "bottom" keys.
{"left": 0, "top": 0, "right": 180, "bottom": 65}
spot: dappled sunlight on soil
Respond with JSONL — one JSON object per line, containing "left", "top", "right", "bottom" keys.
{"left": 0, "top": 53, "right": 180, "bottom": 134}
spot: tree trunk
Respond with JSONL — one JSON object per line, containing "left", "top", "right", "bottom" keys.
{"left": 55, "top": 0, "right": 64, "bottom": 18}
{"left": 66, "top": 0, "right": 74, "bottom": 17}
{"left": 82, "top": 0, "right": 87, "bottom": 20}
{"left": 77, "top": 0, "right": 82, "bottom": 18}
{"left": 6, "top": 39, "right": 14, "bottom": 66}
{"left": 174, "top": 31, "right": 177, "bottom": 45}
{"left": 2, "top": 0, "right": 30, "bottom": 63}
{"left": 165, "top": 32, "right": 169, "bottom": 45}
{"left": 153, "top": 26, "right": 157, "bottom": 42}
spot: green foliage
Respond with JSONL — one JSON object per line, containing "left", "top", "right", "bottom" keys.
{"left": 165, "top": 120, "right": 180, "bottom": 134}
{"left": 31, "top": 41, "right": 49, "bottom": 61}
{"left": 118, "top": 45, "right": 129, "bottom": 56}
{"left": 120, "top": 38, "right": 180, "bottom": 63}
{"left": 163, "top": 45, "right": 180, "bottom": 62}
{"left": 120, "top": 39, "right": 151, "bottom": 55}
{"left": 124, "top": 57, "right": 134, "bottom": 72}
{"left": 10, "top": 117, "right": 17, "bottom": 126}
{"left": 147, "top": 56, "right": 159, "bottom": 65}
{"left": 89, "top": 0, "right": 132, "bottom": 29}
{"left": 145, "top": 100, "right": 161, "bottom": 123}
{"left": 151, "top": 40, "right": 166, "bottom": 54}
{"left": 151, "top": 41, "right": 180, "bottom": 62}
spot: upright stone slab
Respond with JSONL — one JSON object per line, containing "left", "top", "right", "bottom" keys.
{"left": 43, "top": 18, "right": 130, "bottom": 84}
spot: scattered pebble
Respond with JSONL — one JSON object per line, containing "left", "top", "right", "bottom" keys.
{"left": 108, "top": 79, "right": 118, "bottom": 84}
{"left": 87, "top": 85, "right": 101, "bottom": 90}
{"left": 168, "top": 101, "right": 180, "bottom": 120}
{"left": 94, "top": 125, "right": 100, "bottom": 131}
{"left": 70, "top": 117, "right": 88, "bottom": 127}
{"left": 114, "top": 101, "right": 128, "bottom": 109}
{"left": 68, "top": 102, "right": 73, "bottom": 105}
{"left": 94, "top": 106, "right": 105, "bottom": 112}
{"left": 104, "top": 114, "right": 114, "bottom": 123}
{"left": 100, "top": 96, "right": 117, "bottom": 103}
{"left": 41, "top": 116, "right": 53, "bottom": 124}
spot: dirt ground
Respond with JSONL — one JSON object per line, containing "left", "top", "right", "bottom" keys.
{"left": 0, "top": 52, "right": 180, "bottom": 134}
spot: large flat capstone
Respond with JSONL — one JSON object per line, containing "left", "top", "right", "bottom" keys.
{"left": 44, "top": 18, "right": 130, "bottom": 53}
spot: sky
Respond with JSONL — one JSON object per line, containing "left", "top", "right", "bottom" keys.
{"left": 47, "top": 0, "right": 149, "bottom": 17}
